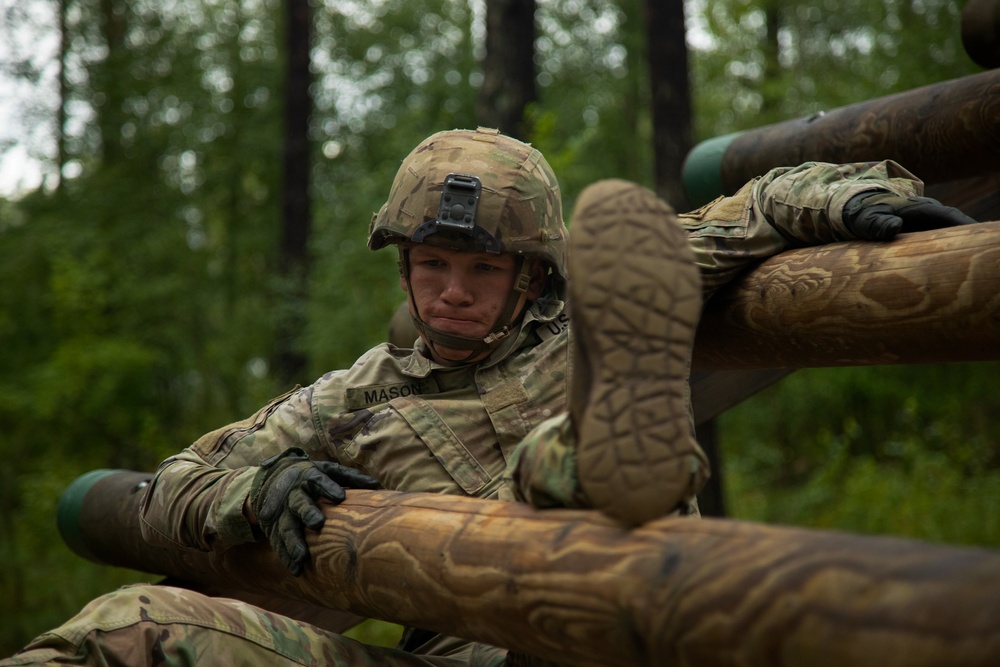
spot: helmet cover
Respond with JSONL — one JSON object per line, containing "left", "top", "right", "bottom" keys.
{"left": 369, "top": 127, "right": 567, "bottom": 281}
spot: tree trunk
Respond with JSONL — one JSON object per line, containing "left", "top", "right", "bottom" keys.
{"left": 95, "top": 0, "right": 129, "bottom": 166}
{"left": 647, "top": 0, "right": 693, "bottom": 210}
{"left": 647, "top": 0, "right": 714, "bottom": 511}
{"left": 56, "top": 0, "right": 69, "bottom": 193}
{"left": 276, "top": 0, "right": 314, "bottom": 385}
{"left": 477, "top": 0, "right": 537, "bottom": 139}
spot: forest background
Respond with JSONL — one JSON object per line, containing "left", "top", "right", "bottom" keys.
{"left": 1, "top": 0, "right": 998, "bottom": 655}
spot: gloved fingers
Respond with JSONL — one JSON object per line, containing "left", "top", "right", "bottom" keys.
{"left": 288, "top": 486, "right": 329, "bottom": 530}
{"left": 272, "top": 510, "right": 309, "bottom": 576}
{"left": 254, "top": 463, "right": 306, "bottom": 524}
{"left": 867, "top": 212, "right": 903, "bottom": 240}
{"left": 897, "top": 198, "right": 979, "bottom": 231}
{"left": 314, "top": 460, "right": 382, "bottom": 489}
{"left": 250, "top": 453, "right": 381, "bottom": 577}
{"left": 851, "top": 208, "right": 903, "bottom": 241}
{"left": 299, "top": 465, "right": 351, "bottom": 505}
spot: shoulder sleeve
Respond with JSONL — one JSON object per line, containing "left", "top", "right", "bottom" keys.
{"left": 139, "top": 383, "right": 333, "bottom": 552}
{"left": 681, "top": 160, "right": 924, "bottom": 298}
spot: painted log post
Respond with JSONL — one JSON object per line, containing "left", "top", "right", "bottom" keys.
{"left": 693, "top": 220, "right": 1000, "bottom": 371}
{"left": 681, "top": 69, "right": 1000, "bottom": 208}
{"left": 60, "top": 469, "right": 1000, "bottom": 667}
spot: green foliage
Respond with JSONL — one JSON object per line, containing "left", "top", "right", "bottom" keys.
{"left": 688, "top": 0, "right": 978, "bottom": 138}
{"left": 721, "top": 363, "right": 1000, "bottom": 547}
{"left": 0, "top": 0, "right": 992, "bottom": 657}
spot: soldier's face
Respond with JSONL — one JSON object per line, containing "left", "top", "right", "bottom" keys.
{"left": 402, "top": 244, "right": 543, "bottom": 364}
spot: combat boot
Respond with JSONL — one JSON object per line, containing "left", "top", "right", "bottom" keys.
{"left": 568, "top": 179, "right": 710, "bottom": 525}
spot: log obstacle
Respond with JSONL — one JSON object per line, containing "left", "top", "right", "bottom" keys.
{"left": 60, "top": 469, "right": 1000, "bottom": 667}
{"left": 693, "top": 220, "right": 1000, "bottom": 371}
{"left": 677, "top": 61, "right": 1000, "bottom": 413}
{"left": 681, "top": 69, "right": 1000, "bottom": 208}
{"left": 689, "top": 181, "right": 999, "bottom": 420}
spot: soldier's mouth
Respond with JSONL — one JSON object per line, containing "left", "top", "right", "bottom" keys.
{"left": 429, "top": 316, "right": 486, "bottom": 337}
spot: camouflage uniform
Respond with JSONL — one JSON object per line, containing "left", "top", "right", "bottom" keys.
{"left": 2, "top": 153, "right": 922, "bottom": 665}
{"left": 1, "top": 584, "right": 501, "bottom": 666}
{"left": 511, "top": 159, "right": 923, "bottom": 507}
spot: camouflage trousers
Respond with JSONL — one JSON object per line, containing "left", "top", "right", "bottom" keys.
{"left": 506, "top": 413, "right": 700, "bottom": 518}
{"left": 1, "top": 584, "right": 508, "bottom": 667}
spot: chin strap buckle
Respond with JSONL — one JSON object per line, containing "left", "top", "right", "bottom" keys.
{"left": 482, "top": 326, "right": 512, "bottom": 346}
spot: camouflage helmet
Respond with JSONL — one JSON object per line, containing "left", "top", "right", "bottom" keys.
{"left": 368, "top": 127, "right": 567, "bottom": 282}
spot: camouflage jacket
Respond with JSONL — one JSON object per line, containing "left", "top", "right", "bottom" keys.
{"left": 140, "top": 159, "right": 922, "bottom": 553}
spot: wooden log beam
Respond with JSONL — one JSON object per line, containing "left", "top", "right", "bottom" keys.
{"left": 682, "top": 69, "right": 1000, "bottom": 207}
{"left": 692, "top": 220, "right": 1000, "bottom": 370}
{"left": 688, "top": 173, "right": 1000, "bottom": 420}
{"left": 56, "top": 470, "right": 366, "bottom": 634}
{"left": 61, "top": 469, "right": 1000, "bottom": 667}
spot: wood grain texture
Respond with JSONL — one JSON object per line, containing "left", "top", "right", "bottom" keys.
{"left": 73, "top": 474, "right": 1000, "bottom": 667}
{"left": 693, "top": 220, "right": 1000, "bottom": 370}
{"left": 719, "top": 69, "right": 1000, "bottom": 192}
{"left": 72, "top": 470, "right": 365, "bottom": 634}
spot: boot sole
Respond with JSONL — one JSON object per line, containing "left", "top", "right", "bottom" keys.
{"left": 568, "top": 179, "right": 709, "bottom": 525}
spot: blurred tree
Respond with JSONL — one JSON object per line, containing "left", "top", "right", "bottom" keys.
{"left": 94, "top": 0, "right": 130, "bottom": 165}
{"left": 646, "top": 0, "right": 692, "bottom": 210}
{"left": 477, "top": 0, "right": 537, "bottom": 139}
{"left": 56, "top": 0, "right": 69, "bottom": 192}
{"left": 276, "top": 0, "right": 314, "bottom": 385}
{"left": 0, "top": 0, "right": 290, "bottom": 651}
{"left": 688, "top": 0, "right": 978, "bottom": 138}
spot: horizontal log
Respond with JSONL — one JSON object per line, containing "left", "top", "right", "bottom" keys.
{"left": 61, "top": 469, "right": 1000, "bottom": 667}
{"left": 688, "top": 174, "right": 1000, "bottom": 416}
{"left": 56, "top": 469, "right": 365, "bottom": 634}
{"left": 692, "top": 220, "right": 1000, "bottom": 370}
{"left": 682, "top": 69, "right": 1000, "bottom": 207}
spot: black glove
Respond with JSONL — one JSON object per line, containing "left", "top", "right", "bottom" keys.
{"left": 250, "top": 447, "right": 381, "bottom": 576}
{"left": 844, "top": 191, "right": 977, "bottom": 241}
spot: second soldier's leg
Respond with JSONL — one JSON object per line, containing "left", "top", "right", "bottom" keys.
{"left": 567, "top": 179, "right": 709, "bottom": 525}
{"left": 0, "top": 584, "right": 502, "bottom": 667}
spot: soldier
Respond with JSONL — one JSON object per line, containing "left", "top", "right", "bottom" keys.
{"left": 2, "top": 127, "right": 975, "bottom": 666}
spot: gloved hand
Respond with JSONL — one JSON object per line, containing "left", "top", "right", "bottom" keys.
{"left": 250, "top": 447, "right": 380, "bottom": 576}
{"left": 844, "top": 191, "right": 977, "bottom": 241}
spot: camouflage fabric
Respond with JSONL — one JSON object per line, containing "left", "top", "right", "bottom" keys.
{"left": 684, "top": 160, "right": 922, "bottom": 297}
{"left": 369, "top": 127, "right": 567, "bottom": 282}
{"left": 506, "top": 412, "right": 700, "bottom": 518}
{"left": 4, "top": 159, "right": 924, "bottom": 666}
{"left": 139, "top": 290, "right": 570, "bottom": 554}
{"left": 0, "top": 584, "right": 506, "bottom": 667}
{"left": 506, "top": 414, "right": 586, "bottom": 510}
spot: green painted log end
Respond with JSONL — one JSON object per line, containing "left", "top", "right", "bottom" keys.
{"left": 682, "top": 131, "right": 743, "bottom": 208}
{"left": 57, "top": 469, "right": 127, "bottom": 563}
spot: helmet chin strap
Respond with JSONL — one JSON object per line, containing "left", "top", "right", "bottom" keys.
{"left": 399, "top": 249, "right": 534, "bottom": 365}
